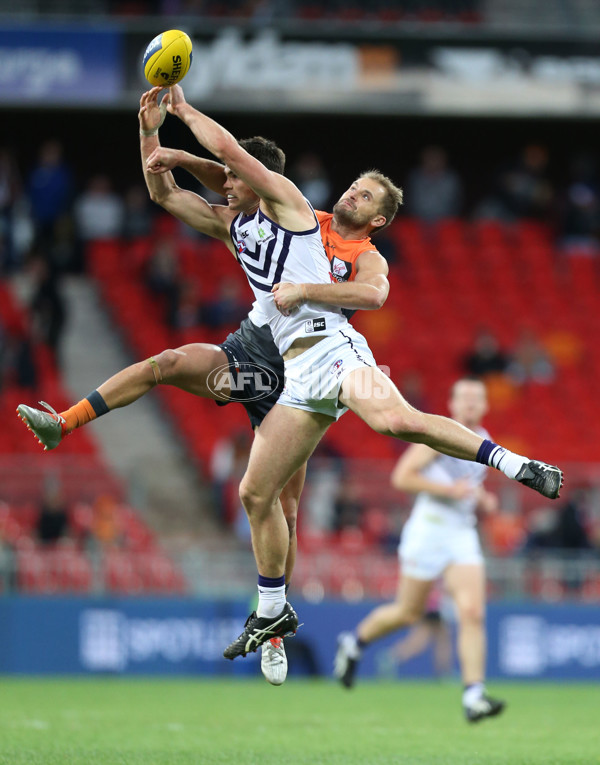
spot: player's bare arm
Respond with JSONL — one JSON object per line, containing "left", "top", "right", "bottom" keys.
{"left": 162, "top": 84, "right": 314, "bottom": 230}
{"left": 146, "top": 146, "right": 228, "bottom": 197}
{"left": 139, "top": 90, "right": 232, "bottom": 244}
{"left": 391, "top": 444, "right": 474, "bottom": 500}
{"left": 272, "top": 250, "right": 390, "bottom": 314}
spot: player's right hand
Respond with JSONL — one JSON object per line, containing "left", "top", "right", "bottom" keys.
{"left": 166, "top": 84, "right": 187, "bottom": 116}
{"left": 146, "top": 147, "right": 181, "bottom": 174}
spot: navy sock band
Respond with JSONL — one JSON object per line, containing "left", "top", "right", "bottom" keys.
{"left": 86, "top": 390, "right": 109, "bottom": 417}
{"left": 258, "top": 574, "right": 285, "bottom": 588}
{"left": 476, "top": 439, "right": 497, "bottom": 466}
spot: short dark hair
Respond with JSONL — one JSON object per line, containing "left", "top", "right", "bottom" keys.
{"left": 239, "top": 136, "right": 286, "bottom": 174}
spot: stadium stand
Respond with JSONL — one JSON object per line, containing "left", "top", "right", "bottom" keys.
{"left": 0, "top": 283, "right": 187, "bottom": 595}
{"left": 88, "top": 213, "right": 600, "bottom": 471}
{"left": 77, "top": 210, "right": 600, "bottom": 600}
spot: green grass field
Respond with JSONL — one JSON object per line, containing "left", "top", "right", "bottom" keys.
{"left": 0, "top": 678, "right": 598, "bottom": 765}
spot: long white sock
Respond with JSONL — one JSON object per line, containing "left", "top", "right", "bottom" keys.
{"left": 477, "top": 439, "right": 528, "bottom": 480}
{"left": 257, "top": 583, "right": 286, "bottom": 618}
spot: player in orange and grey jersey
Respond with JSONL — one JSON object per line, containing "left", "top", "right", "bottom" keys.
{"left": 19, "top": 84, "right": 561, "bottom": 677}
{"left": 16, "top": 133, "right": 392, "bottom": 686}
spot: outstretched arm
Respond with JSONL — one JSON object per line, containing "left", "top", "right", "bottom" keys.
{"left": 163, "top": 85, "right": 312, "bottom": 226}
{"left": 146, "top": 147, "right": 227, "bottom": 197}
{"left": 272, "top": 250, "right": 390, "bottom": 315}
{"left": 391, "top": 445, "right": 474, "bottom": 500}
{"left": 138, "top": 89, "right": 231, "bottom": 243}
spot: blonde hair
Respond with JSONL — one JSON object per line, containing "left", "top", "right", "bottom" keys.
{"left": 359, "top": 169, "right": 404, "bottom": 233}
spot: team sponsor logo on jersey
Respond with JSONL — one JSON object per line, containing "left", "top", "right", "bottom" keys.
{"left": 240, "top": 230, "right": 249, "bottom": 239}
{"left": 331, "top": 256, "right": 350, "bottom": 281}
{"left": 255, "top": 222, "right": 275, "bottom": 244}
{"left": 305, "top": 317, "right": 326, "bottom": 333}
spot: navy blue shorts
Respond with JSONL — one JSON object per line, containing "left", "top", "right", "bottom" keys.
{"left": 217, "top": 318, "right": 284, "bottom": 430}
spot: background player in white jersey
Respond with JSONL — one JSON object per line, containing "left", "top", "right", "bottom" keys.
{"left": 334, "top": 379, "right": 506, "bottom": 723}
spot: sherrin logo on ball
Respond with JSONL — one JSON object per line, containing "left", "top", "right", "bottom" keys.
{"left": 143, "top": 30, "right": 193, "bottom": 87}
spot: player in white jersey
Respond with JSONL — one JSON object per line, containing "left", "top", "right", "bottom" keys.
{"left": 127, "top": 83, "right": 560, "bottom": 663}
{"left": 16, "top": 91, "right": 394, "bottom": 685}
{"left": 335, "top": 380, "right": 506, "bottom": 723}
{"left": 33, "top": 84, "right": 558, "bottom": 663}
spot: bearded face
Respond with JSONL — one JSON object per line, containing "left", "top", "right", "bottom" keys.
{"left": 333, "top": 197, "right": 374, "bottom": 229}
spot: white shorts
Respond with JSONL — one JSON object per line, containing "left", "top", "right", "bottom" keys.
{"left": 277, "top": 326, "right": 377, "bottom": 420}
{"left": 399, "top": 512, "right": 483, "bottom": 581}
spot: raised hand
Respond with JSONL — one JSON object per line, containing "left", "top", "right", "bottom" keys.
{"left": 146, "top": 147, "right": 182, "bottom": 175}
{"left": 139, "top": 87, "right": 170, "bottom": 134}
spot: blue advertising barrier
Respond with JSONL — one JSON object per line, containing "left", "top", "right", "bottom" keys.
{"left": 0, "top": 25, "right": 123, "bottom": 102}
{"left": 0, "top": 597, "right": 598, "bottom": 679}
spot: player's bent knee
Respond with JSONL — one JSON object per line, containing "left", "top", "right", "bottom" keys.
{"left": 149, "top": 348, "right": 184, "bottom": 383}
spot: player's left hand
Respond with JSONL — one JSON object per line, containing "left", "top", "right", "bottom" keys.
{"left": 139, "top": 87, "right": 169, "bottom": 134}
{"left": 272, "top": 282, "right": 308, "bottom": 316}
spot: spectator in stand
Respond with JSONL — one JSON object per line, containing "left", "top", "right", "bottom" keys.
{"left": 29, "top": 255, "right": 67, "bottom": 366}
{"left": 332, "top": 482, "right": 365, "bottom": 533}
{"left": 522, "top": 493, "right": 594, "bottom": 591}
{"left": 523, "top": 494, "right": 592, "bottom": 554}
{"left": 121, "top": 184, "right": 154, "bottom": 239}
{"left": 553, "top": 496, "right": 593, "bottom": 552}
{"left": 290, "top": 152, "right": 333, "bottom": 211}
{"left": 507, "top": 329, "right": 555, "bottom": 386}
{"left": 145, "top": 236, "right": 181, "bottom": 327}
{"left": 0, "top": 146, "right": 22, "bottom": 273}
{"left": 91, "top": 494, "right": 121, "bottom": 549}
{"left": 11, "top": 319, "right": 38, "bottom": 390}
{"left": 27, "top": 139, "right": 73, "bottom": 253}
{"left": 463, "top": 329, "right": 510, "bottom": 378}
{"left": 36, "top": 477, "right": 70, "bottom": 546}
{"left": 559, "top": 153, "right": 600, "bottom": 256}
{"left": 476, "top": 144, "right": 554, "bottom": 223}
{"left": 202, "top": 280, "right": 248, "bottom": 330}
{"left": 405, "top": 146, "right": 462, "bottom": 223}
{"left": 173, "top": 280, "right": 203, "bottom": 331}
{"left": 74, "top": 174, "right": 125, "bottom": 242}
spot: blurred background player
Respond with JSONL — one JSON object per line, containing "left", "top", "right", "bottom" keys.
{"left": 335, "top": 378, "right": 506, "bottom": 723}
{"left": 378, "top": 584, "right": 454, "bottom": 681}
